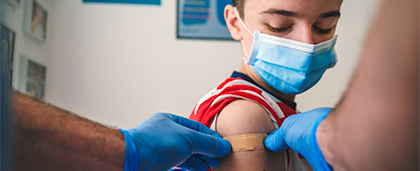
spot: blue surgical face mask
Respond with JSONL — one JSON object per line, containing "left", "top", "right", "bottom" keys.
{"left": 235, "top": 8, "right": 338, "bottom": 95}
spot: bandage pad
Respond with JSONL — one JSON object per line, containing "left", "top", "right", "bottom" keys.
{"left": 223, "top": 133, "right": 267, "bottom": 152}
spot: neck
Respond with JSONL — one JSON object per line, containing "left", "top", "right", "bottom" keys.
{"left": 239, "top": 63, "right": 296, "bottom": 102}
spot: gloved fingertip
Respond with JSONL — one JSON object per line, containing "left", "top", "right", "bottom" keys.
{"left": 264, "top": 134, "right": 275, "bottom": 151}
{"left": 264, "top": 133, "right": 289, "bottom": 152}
{"left": 219, "top": 138, "right": 232, "bottom": 156}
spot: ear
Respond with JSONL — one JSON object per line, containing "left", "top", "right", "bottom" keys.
{"left": 224, "top": 4, "right": 242, "bottom": 41}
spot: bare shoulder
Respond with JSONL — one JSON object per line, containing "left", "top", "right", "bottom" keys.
{"left": 216, "top": 99, "right": 276, "bottom": 136}
{"left": 214, "top": 99, "right": 284, "bottom": 171}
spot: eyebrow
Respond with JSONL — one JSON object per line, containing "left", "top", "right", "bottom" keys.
{"left": 261, "top": 8, "right": 341, "bottom": 19}
{"left": 319, "top": 10, "right": 341, "bottom": 18}
{"left": 261, "top": 8, "right": 298, "bottom": 17}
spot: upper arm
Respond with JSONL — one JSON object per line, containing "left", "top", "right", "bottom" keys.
{"left": 214, "top": 100, "right": 285, "bottom": 171}
{"left": 316, "top": 1, "right": 418, "bottom": 170}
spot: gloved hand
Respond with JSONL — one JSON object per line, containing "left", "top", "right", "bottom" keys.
{"left": 120, "top": 113, "right": 231, "bottom": 171}
{"left": 264, "top": 107, "right": 333, "bottom": 171}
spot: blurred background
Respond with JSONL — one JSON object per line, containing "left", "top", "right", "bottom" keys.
{"left": 1, "top": 0, "right": 380, "bottom": 129}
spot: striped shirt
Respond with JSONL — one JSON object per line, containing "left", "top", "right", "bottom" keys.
{"left": 189, "top": 72, "right": 313, "bottom": 171}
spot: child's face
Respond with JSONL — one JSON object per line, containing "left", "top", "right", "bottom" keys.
{"left": 240, "top": 0, "right": 341, "bottom": 45}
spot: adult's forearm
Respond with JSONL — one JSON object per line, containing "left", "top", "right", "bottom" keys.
{"left": 12, "top": 91, "right": 125, "bottom": 171}
{"left": 317, "top": 0, "right": 419, "bottom": 170}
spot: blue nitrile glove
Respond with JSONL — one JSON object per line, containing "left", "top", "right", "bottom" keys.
{"left": 264, "top": 107, "right": 333, "bottom": 171}
{"left": 120, "top": 113, "right": 231, "bottom": 171}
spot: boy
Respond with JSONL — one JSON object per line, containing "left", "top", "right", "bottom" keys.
{"left": 189, "top": 0, "right": 342, "bottom": 170}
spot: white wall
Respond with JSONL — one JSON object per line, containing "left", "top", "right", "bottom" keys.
{"left": 45, "top": 0, "right": 378, "bottom": 129}
{"left": 47, "top": 0, "right": 241, "bottom": 128}
{"left": 2, "top": 0, "right": 53, "bottom": 89}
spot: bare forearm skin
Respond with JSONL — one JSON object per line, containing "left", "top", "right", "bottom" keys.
{"left": 317, "top": 0, "right": 419, "bottom": 170}
{"left": 12, "top": 91, "right": 125, "bottom": 171}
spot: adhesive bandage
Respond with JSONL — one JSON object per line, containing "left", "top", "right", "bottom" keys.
{"left": 223, "top": 133, "right": 268, "bottom": 152}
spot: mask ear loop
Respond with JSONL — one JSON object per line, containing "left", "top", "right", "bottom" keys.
{"left": 234, "top": 7, "right": 254, "bottom": 64}
{"left": 234, "top": 8, "right": 254, "bottom": 36}
{"left": 240, "top": 41, "right": 249, "bottom": 62}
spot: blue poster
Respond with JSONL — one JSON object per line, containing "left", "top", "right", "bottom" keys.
{"left": 177, "top": 0, "right": 234, "bottom": 40}
{"left": 83, "top": 0, "right": 161, "bottom": 5}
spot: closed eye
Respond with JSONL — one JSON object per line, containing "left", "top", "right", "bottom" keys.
{"left": 313, "top": 26, "right": 333, "bottom": 34}
{"left": 266, "top": 24, "right": 291, "bottom": 33}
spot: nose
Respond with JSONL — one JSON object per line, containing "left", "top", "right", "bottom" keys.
{"left": 293, "top": 25, "right": 315, "bottom": 44}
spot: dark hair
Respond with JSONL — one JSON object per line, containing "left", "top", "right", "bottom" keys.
{"left": 233, "top": 0, "right": 343, "bottom": 20}
{"left": 232, "top": 0, "right": 246, "bottom": 19}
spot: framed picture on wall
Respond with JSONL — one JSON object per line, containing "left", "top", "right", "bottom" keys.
{"left": 19, "top": 55, "right": 47, "bottom": 100}
{"left": 5, "top": 0, "right": 22, "bottom": 7}
{"left": 177, "top": 0, "right": 234, "bottom": 40}
{"left": 83, "top": 0, "right": 161, "bottom": 5}
{"left": 1, "top": 24, "right": 16, "bottom": 87}
{"left": 24, "top": 0, "right": 48, "bottom": 42}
